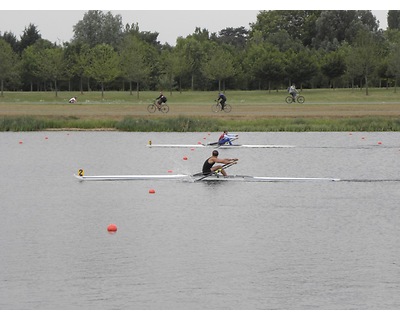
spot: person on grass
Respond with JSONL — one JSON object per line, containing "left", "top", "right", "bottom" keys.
{"left": 69, "top": 96, "right": 77, "bottom": 103}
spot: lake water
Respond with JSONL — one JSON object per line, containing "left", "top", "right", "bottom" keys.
{"left": 1, "top": 131, "right": 400, "bottom": 310}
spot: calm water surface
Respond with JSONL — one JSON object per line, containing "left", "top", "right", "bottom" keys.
{"left": 1, "top": 131, "right": 400, "bottom": 309}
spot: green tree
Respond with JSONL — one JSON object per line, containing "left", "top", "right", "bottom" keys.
{"left": 244, "top": 42, "right": 284, "bottom": 91}
{"left": 250, "top": 11, "right": 320, "bottom": 47}
{"left": 87, "top": 44, "right": 120, "bottom": 98}
{"left": 119, "top": 35, "right": 152, "bottom": 98}
{"left": 341, "top": 43, "right": 363, "bottom": 89}
{"left": 1, "top": 31, "right": 19, "bottom": 53}
{"left": 20, "top": 39, "right": 54, "bottom": 91}
{"left": 388, "top": 43, "right": 400, "bottom": 92}
{"left": 313, "top": 10, "right": 379, "bottom": 50}
{"left": 0, "top": 39, "right": 18, "bottom": 96}
{"left": 72, "top": 43, "right": 92, "bottom": 93}
{"left": 41, "top": 47, "right": 65, "bottom": 97}
{"left": 175, "top": 29, "right": 212, "bottom": 90}
{"left": 159, "top": 49, "right": 180, "bottom": 95}
{"left": 217, "top": 27, "right": 249, "bottom": 50}
{"left": 73, "top": 10, "right": 123, "bottom": 48}
{"left": 172, "top": 44, "right": 191, "bottom": 93}
{"left": 19, "top": 23, "right": 41, "bottom": 54}
{"left": 321, "top": 51, "right": 346, "bottom": 88}
{"left": 285, "top": 49, "right": 319, "bottom": 89}
{"left": 388, "top": 10, "right": 400, "bottom": 29}
{"left": 201, "top": 45, "right": 236, "bottom": 91}
{"left": 351, "top": 30, "right": 383, "bottom": 95}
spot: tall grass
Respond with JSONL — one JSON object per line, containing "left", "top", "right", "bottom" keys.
{"left": 0, "top": 116, "right": 117, "bottom": 131}
{"left": 2, "top": 115, "right": 400, "bottom": 132}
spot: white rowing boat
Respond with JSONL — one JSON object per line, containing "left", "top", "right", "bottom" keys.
{"left": 192, "top": 175, "right": 340, "bottom": 182}
{"left": 74, "top": 173, "right": 188, "bottom": 181}
{"left": 74, "top": 173, "right": 340, "bottom": 182}
{"left": 146, "top": 143, "right": 295, "bottom": 148}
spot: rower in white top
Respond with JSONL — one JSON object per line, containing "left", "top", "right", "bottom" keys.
{"left": 217, "top": 131, "right": 238, "bottom": 146}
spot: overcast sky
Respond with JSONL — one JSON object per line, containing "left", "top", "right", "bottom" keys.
{"left": 0, "top": 2, "right": 396, "bottom": 46}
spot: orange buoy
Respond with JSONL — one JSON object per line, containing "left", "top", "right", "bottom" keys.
{"left": 107, "top": 224, "right": 117, "bottom": 232}
{"left": 149, "top": 189, "right": 155, "bottom": 194}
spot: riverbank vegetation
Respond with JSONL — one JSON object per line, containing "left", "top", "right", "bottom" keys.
{"left": 1, "top": 89, "right": 399, "bottom": 132}
{"left": 2, "top": 115, "right": 400, "bottom": 132}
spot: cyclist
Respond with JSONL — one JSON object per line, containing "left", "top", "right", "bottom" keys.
{"left": 288, "top": 84, "right": 298, "bottom": 102}
{"left": 217, "top": 92, "right": 227, "bottom": 110}
{"left": 156, "top": 92, "right": 167, "bottom": 108}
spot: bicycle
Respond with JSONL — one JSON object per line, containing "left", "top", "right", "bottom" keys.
{"left": 147, "top": 101, "right": 169, "bottom": 113}
{"left": 211, "top": 101, "right": 232, "bottom": 113}
{"left": 285, "top": 95, "right": 305, "bottom": 104}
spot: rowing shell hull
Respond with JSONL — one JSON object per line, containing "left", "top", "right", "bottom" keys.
{"left": 147, "top": 144, "right": 295, "bottom": 148}
{"left": 74, "top": 174, "right": 189, "bottom": 181}
{"left": 74, "top": 174, "right": 340, "bottom": 182}
{"left": 197, "top": 175, "right": 340, "bottom": 182}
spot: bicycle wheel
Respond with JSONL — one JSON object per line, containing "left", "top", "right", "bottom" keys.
{"left": 211, "top": 103, "right": 221, "bottom": 113}
{"left": 285, "top": 96, "right": 293, "bottom": 104}
{"left": 297, "top": 96, "right": 305, "bottom": 104}
{"left": 160, "top": 104, "right": 169, "bottom": 113}
{"left": 147, "top": 104, "right": 157, "bottom": 113}
{"left": 223, "top": 104, "right": 232, "bottom": 113}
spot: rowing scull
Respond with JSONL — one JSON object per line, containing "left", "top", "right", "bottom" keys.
{"left": 74, "top": 173, "right": 340, "bottom": 182}
{"left": 146, "top": 144, "right": 295, "bottom": 148}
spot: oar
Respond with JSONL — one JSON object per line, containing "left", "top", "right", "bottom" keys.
{"left": 192, "top": 161, "right": 236, "bottom": 177}
{"left": 195, "top": 162, "right": 237, "bottom": 182}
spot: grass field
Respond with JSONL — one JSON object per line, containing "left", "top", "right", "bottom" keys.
{"left": 1, "top": 88, "right": 400, "bottom": 131}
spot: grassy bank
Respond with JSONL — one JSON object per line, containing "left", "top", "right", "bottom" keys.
{"left": 2, "top": 115, "right": 400, "bottom": 132}
{"left": 1, "top": 89, "right": 400, "bottom": 131}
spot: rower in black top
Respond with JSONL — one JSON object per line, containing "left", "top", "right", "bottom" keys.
{"left": 202, "top": 150, "right": 238, "bottom": 176}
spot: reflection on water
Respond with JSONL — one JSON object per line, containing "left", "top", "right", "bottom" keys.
{"left": 1, "top": 131, "right": 400, "bottom": 309}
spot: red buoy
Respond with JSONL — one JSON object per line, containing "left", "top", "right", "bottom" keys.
{"left": 107, "top": 224, "right": 117, "bottom": 232}
{"left": 183, "top": 156, "right": 188, "bottom": 160}
{"left": 149, "top": 189, "right": 155, "bottom": 194}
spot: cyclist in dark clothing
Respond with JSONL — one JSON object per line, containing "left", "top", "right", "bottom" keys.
{"left": 156, "top": 92, "right": 167, "bottom": 107}
{"left": 217, "top": 92, "right": 227, "bottom": 110}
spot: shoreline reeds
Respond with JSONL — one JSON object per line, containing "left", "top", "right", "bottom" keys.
{"left": 2, "top": 116, "right": 400, "bottom": 132}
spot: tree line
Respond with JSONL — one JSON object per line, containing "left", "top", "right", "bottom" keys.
{"left": 1, "top": 10, "right": 400, "bottom": 98}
